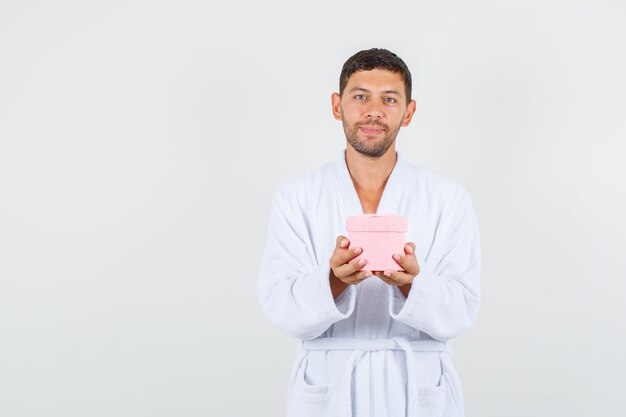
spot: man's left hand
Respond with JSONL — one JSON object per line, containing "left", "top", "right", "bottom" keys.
{"left": 374, "top": 242, "right": 420, "bottom": 297}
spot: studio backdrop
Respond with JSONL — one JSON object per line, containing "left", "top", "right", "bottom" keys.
{"left": 1, "top": 1, "right": 624, "bottom": 416}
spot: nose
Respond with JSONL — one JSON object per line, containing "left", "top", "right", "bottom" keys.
{"left": 364, "top": 100, "right": 383, "bottom": 119}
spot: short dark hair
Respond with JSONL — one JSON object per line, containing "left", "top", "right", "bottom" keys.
{"left": 339, "top": 48, "right": 412, "bottom": 103}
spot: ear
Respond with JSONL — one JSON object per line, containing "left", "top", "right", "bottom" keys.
{"left": 401, "top": 99, "right": 417, "bottom": 127}
{"left": 331, "top": 92, "right": 342, "bottom": 120}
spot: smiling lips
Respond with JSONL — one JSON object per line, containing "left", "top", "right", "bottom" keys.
{"left": 359, "top": 125, "right": 385, "bottom": 134}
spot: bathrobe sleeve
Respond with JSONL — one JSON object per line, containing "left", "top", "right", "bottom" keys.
{"left": 387, "top": 187, "right": 481, "bottom": 342}
{"left": 257, "top": 185, "right": 357, "bottom": 340}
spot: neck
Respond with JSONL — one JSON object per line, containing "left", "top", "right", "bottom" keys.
{"left": 345, "top": 143, "right": 397, "bottom": 192}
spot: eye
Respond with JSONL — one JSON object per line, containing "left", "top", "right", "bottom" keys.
{"left": 354, "top": 94, "right": 366, "bottom": 100}
{"left": 384, "top": 97, "right": 396, "bottom": 104}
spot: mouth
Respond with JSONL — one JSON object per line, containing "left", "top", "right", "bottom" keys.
{"left": 358, "top": 125, "right": 385, "bottom": 134}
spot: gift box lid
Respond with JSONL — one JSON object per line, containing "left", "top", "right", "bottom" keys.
{"left": 346, "top": 214, "right": 407, "bottom": 232}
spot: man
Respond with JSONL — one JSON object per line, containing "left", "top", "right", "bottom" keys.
{"left": 257, "top": 48, "right": 481, "bottom": 417}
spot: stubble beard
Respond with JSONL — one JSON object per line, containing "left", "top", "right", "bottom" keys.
{"left": 343, "top": 119, "right": 402, "bottom": 158}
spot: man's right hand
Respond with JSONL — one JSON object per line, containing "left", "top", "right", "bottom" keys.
{"left": 329, "top": 235, "right": 372, "bottom": 299}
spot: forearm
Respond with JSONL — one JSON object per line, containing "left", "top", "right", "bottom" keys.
{"left": 387, "top": 266, "right": 480, "bottom": 341}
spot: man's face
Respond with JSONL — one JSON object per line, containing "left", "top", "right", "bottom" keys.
{"left": 332, "top": 69, "right": 416, "bottom": 158}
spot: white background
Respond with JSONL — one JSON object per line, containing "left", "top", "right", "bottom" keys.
{"left": 1, "top": 1, "right": 625, "bottom": 416}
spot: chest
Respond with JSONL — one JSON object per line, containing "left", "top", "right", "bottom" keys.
{"left": 357, "top": 190, "right": 383, "bottom": 214}
{"left": 301, "top": 176, "right": 442, "bottom": 267}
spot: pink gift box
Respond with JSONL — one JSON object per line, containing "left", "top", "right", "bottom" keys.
{"left": 346, "top": 214, "right": 408, "bottom": 272}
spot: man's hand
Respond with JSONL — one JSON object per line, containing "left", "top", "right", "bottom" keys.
{"left": 373, "top": 242, "right": 420, "bottom": 298}
{"left": 329, "top": 235, "right": 372, "bottom": 299}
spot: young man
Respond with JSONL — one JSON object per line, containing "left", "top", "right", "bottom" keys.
{"left": 257, "top": 48, "right": 481, "bottom": 417}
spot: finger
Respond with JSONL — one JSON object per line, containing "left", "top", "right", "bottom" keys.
{"left": 337, "top": 245, "right": 363, "bottom": 265}
{"left": 345, "top": 269, "right": 372, "bottom": 284}
{"left": 334, "top": 257, "right": 368, "bottom": 278}
{"left": 371, "top": 271, "right": 389, "bottom": 281}
{"left": 382, "top": 270, "right": 413, "bottom": 286}
{"left": 330, "top": 245, "right": 363, "bottom": 269}
{"left": 404, "top": 242, "right": 416, "bottom": 255}
{"left": 376, "top": 273, "right": 396, "bottom": 286}
{"left": 391, "top": 252, "right": 419, "bottom": 276}
{"left": 376, "top": 273, "right": 392, "bottom": 284}
{"left": 330, "top": 236, "right": 357, "bottom": 268}
{"left": 335, "top": 235, "right": 350, "bottom": 249}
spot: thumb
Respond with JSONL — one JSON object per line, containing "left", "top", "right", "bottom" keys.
{"left": 336, "top": 235, "right": 349, "bottom": 249}
{"left": 404, "top": 242, "right": 416, "bottom": 254}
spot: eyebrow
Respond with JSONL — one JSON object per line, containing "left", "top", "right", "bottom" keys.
{"left": 348, "top": 87, "right": 401, "bottom": 96}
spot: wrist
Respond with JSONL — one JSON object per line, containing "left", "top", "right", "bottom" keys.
{"left": 399, "top": 282, "right": 412, "bottom": 298}
{"left": 329, "top": 269, "right": 348, "bottom": 299}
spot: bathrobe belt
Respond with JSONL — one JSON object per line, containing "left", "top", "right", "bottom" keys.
{"left": 300, "top": 337, "right": 448, "bottom": 417}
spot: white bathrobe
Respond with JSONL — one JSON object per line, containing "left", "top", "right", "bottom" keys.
{"left": 257, "top": 148, "right": 481, "bottom": 417}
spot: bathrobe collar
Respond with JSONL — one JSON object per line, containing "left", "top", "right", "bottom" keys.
{"left": 333, "top": 147, "right": 412, "bottom": 216}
